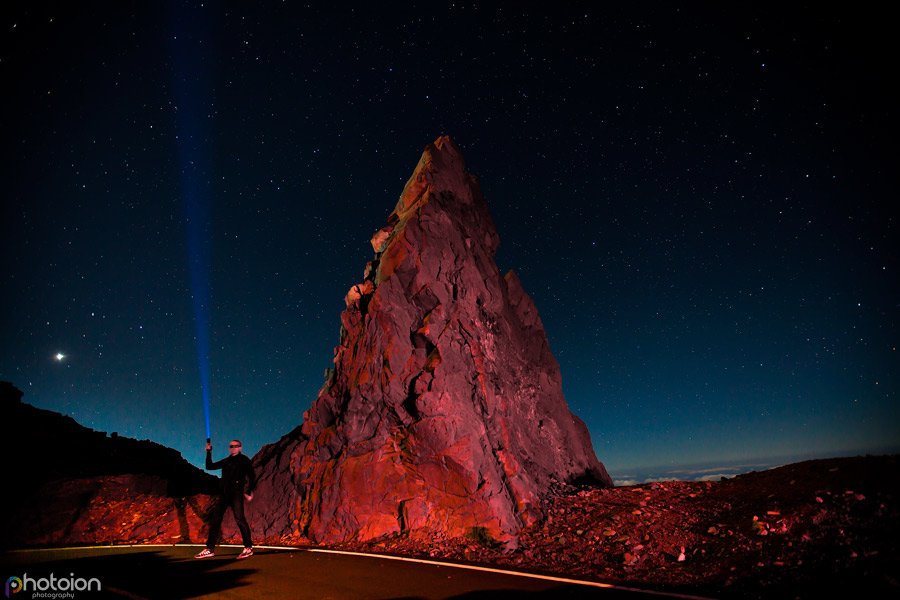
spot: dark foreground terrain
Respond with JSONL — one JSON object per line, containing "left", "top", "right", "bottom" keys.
{"left": 4, "top": 395, "right": 896, "bottom": 600}
{"left": 327, "top": 455, "right": 899, "bottom": 599}
{"left": 5, "top": 456, "right": 898, "bottom": 598}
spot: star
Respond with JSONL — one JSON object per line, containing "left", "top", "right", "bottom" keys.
{"left": 55, "top": 352, "right": 65, "bottom": 362}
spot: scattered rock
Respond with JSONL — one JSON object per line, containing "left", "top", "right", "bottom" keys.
{"left": 325, "top": 455, "right": 899, "bottom": 598}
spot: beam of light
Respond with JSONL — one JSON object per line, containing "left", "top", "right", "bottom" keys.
{"left": 169, "top": 3, "right": 215, "bottom": 440}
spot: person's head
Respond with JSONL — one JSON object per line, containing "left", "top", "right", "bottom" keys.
{"left": 229, "top": 439, "right": 243, "bottom": 456}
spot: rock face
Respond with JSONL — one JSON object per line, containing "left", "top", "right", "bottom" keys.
{"left": 250, "top": 136, "right": 611, "bottom": 545}
{"left": 11, "top": 475, "right": 214, "bottom": 548}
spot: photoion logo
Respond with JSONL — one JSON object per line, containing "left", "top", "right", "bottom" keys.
{"left": 5, "top": 573, "right": 100, "bottom": 598}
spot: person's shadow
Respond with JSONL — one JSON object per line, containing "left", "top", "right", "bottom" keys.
{"left": 4, "top": 549, "right": 256, "bottom": 599}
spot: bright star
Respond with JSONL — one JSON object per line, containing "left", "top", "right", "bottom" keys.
{"left": 55, "top": 352, "right": 65, "bottom": 362}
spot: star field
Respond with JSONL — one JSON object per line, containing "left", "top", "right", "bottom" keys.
{"left": 1, "top": 3, "right": 896, "bottom": 480}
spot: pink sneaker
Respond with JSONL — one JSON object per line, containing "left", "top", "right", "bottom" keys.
{"left": 237, "top": 547, "right": 253, "bottom": 560}
{"left": 194, "top": 548, "right": 215, "bottom": 559}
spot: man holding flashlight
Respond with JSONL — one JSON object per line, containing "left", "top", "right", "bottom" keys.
{"left": 195, "top": 439, "right": 256, "bottom": 559}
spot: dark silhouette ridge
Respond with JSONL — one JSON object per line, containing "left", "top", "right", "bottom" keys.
{"left": 0, "top": 381, "right": 217, "bottom": 497}
{"left": 1, "top": 381, "right": 218, "bottom": 548}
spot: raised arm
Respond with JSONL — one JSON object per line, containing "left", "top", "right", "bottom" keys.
{"left": 205, "top": 447, "right": 225, "bottom": 470}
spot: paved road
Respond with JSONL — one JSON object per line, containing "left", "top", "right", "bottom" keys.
{"left": 2, "top": 545, "right": 708, "bottom": 599}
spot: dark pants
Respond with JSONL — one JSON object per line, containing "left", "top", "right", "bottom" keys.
{"left": 205, "top": 492, "right": 252, "bottom": 549}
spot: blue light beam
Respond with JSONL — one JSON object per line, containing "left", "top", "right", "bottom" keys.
{"left": 170, "top": 3, "right": 215, "bottom": 440}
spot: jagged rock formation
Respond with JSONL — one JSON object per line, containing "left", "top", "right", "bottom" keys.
{"left": 249, "top": 136, "right": 611, "bottom": 545}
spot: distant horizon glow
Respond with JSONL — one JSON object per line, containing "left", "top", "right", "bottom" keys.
{"left": 609, "top": 444, "right": 900, "bottom": 485}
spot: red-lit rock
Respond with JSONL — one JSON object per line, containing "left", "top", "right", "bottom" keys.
{"left": 6, "top": 474, "right": 216, "bottom": 547}
{"left": 249, "top": 136, "right": 611, "bottom": 545}
{"left": 331, "top": 455, "right": 900, "bottom": 599}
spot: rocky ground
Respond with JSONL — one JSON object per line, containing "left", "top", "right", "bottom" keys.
{"left": 324, "top": 455, "right": 899, "bottom": 599}
{"left": 8, "top": 447, "right": 897, "bottom": 598}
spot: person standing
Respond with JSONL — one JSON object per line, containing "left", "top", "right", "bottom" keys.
{"left": 195, "top": 439, "right": 256, "bottom": 559}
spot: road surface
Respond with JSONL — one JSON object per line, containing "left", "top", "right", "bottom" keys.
{"left": 2, "top": 545, "right": 710, "bottom": 599}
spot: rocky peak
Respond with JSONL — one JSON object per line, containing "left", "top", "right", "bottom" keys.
{"left": 250, "top": 136, "right": 612, "bottom": 545}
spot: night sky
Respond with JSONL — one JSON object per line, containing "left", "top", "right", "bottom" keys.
{"left": 2, "top": 3, "right": 896, "bottom": 482}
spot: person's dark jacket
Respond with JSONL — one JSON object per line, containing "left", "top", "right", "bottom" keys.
{"left": 206, "top": 450, "right": 256, "bottom": 496}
